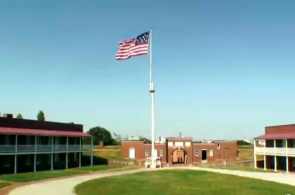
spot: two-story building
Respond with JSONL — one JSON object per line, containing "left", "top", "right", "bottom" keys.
{"left": 121, "top": 137, "right": 237, "bottom": 164}
{"left": 254, "top": 124, "right": 295, "bottom": 173}
{"left": 0, "top": 115, "right": 93, "bottom": 175}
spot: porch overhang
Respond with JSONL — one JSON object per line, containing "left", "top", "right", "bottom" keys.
{"left": 255, "top": 133, "right": 295, "bottom": 140}
{"left": 0, "top": 127, "right": 91, "bottom": 137}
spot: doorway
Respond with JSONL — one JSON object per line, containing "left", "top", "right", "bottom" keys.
{"left": 172, "top": 149, "right": 186, "bottom": 164}
{"left": 202, "top": 150, "right": 207, "bottom": 163}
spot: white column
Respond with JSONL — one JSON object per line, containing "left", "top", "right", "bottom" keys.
{"left": 79, "top": 137, "right": 81, "bottom": 167}
{"left": 34, "top": 135, "right": 37, "bottom": 172}
{"left": 91, "top": 137, "right": 93, "bottom": 166}
{"left": 51, "top": 137, "right": 54, "bottom": 171}
{"left": 273, "top": 139, "right": 277, "bottom": 172}
{"left": 254, "top": 140, "right": 257, "bottom": 169}
{"left": 66, "top": 137, "right": 68, "bottom": 169}
{"left": 263, "top": 140, "right": 267, "bottom": 170}
{"left": 286, "top": 139, "right": 289, "bottom": 173}
{"left": 14, "top": 134, "right": 18, "bottom": 174}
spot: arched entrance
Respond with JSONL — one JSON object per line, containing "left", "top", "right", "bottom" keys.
{"left": 171, "top": 148, "right": 187, "bottom": 164}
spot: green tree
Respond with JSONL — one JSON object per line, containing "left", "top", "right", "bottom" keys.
{"left": 87, "top": 126, "right": 113, "bottom": 145}
{"left": 37, "top": 110, "right": 45, "bottom": 121}
{"left": 139, "top": 137, "right": 152, "bottom": 144}
{"left": 16, "top": 114, "right": 23, "bottom": 119}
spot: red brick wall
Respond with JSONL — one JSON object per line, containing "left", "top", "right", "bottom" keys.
{"left": 121, "top": 141, "right": 145, "bottom": 162}
{"left": 144, "top": 144, "right": 167, "bottom": 163}
{"left": 266, "top": 125, "right": 295, "bottom": 134}
{"left": 166, "top": 138, "right": 193, "bottom": 164}
{"left": 122, "top": 140, "right": 237, "bottom": 164}
{"left": 192, "top": 142, "right": 237, "bottom": 163}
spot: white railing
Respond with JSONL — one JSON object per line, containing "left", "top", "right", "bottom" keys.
{"left": 54, "top": 145, "right": 67, "bottom": 151}
{"left": 17, "top": 145, "right": 35, "bottom": 152}
{"left": 0, "top": 144, "right": 92, "bottom": 153}
{"left": 68, "top": 145, "right": 80, "bottom": 151}
{"left": 37, "top": 145, "right": 52, "bottom": 152}
{"left": 255, "top": 147, "right": 295, "bottom": 156}
{"left": 0, "top": 145, "right": 15, "bottom": 153}
{"left": 82, "top": 145, "right": 92, "bottom": 151}
{"left": 287, "top": 148, "right": 295, "bottom": 155}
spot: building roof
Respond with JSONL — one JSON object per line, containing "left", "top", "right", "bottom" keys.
{"left": 255, "top": 132, "right": 295, "bottom": 140}
{"left": 0, "top": 127, "right": 91, "bottom": 137}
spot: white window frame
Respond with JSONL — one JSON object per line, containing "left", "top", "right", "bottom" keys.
{"left": 175, "top": 142, "right": 184, "bottom": 147}
{"left": 145, "top": 149, "right": 149, "bottom": 157}
{"left": 185, "top": 142, "right": 191, "bottom": 146}
{"left": 168, "top": 142, "right": 173, "bottom": 146}
{"left": 209, "top": 149, "right": 213, "bottom": 157}
{"left": 217, "top": 143, "right": 220, "bottom": 149}
{"left": 160, "top": 149, "right": 164, "bottom": 157}
{"left": 129, "top": 147, "right": 136, "bottom": 159}
{"left": 195, "top": 149, "right": 199, "bottom": 156}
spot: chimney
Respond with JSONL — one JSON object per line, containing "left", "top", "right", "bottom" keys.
{"left": 3, "top": 114, "right": 13, "bottom": 119}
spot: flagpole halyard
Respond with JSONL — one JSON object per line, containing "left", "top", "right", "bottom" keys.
{"left": 149, "top": 28, "right": 156, "bottom": 168}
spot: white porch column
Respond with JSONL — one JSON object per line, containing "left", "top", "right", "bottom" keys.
{"left": 264, "top": 140, "right": 266, "bottom": 170}
{"left": 14, "top": 134, "right": 18, "bottom": 174}
{"left": 79, "top": 137, "right": 81, "bottom": 167}
{"left": 66, "top": 137, "right": 68, "bottom": 169}
{"left": 286, "top": 139, "right": 289, "bottom": 173}
{"left": 254, "top": 140, "right": 257, "bottom": 169}
{"left": 51, "top": 137, "right": 54, "bottom": 171}
{"left": 91, "top": 137, "right": 93, "bottom": 166}
{"left": 274, "top": 139, "right": 277, "bottom": 172}
{"left": 34, "top": 135, "right": 37, "bottom": 172}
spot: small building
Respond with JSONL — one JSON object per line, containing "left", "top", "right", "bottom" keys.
{"left": 0, "top": 115, "right": 93, "bottom": 175}
{"left": 121, "top": 136, "right": 237, "bottom": 164}
{"left": 254, "top": 124, "right": 295, "bottom": 173}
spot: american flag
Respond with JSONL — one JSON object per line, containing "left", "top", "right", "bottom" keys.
{"left": 116, "top": 32, "right": 149, "bottom": 60}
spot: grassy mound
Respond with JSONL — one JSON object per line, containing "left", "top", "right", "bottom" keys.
{"left": 75, "top": 170, "right": 295, "bottom": 195}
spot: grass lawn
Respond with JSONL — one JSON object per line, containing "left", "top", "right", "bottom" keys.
{"left": 94, "top": 145, "right": 121, "bottom": 149}
{"left": 93, "top": 151, "right": 121, "bottom": 160}
{"left": 75, "top": 170, "right": 295, "bottom": 195}
{"left": 237, "top": 148, "right": 253, "bottom": 159}
{"left": 0, "top": 165, "right": 125, "bottom": 183}
{"left": 211, "top": 166, "right": 271, "bottom": 172}
{"left": 0, "top": 182, "right": 11, "bottom": 189}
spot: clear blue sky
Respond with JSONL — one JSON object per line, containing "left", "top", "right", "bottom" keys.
{"left": 1, "top": 0, "right": 295, "bottom": 140}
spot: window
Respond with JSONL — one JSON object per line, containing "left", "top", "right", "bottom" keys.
{"left": 195, "top": 149, "right": 199, "bottom": 156}
{"left": 185, "top": 142, "right": 191, "bottom": 146}
{"left": 217, "top": 143, "right": 220, "bottom": 149}
{"left": 145, "top": 149, "right": 149, "bottom": 157}
{"left": 168, "top": 142, "right": 173, "bottom": 146}
{"left": 175, "top": 142, "right": 184, "bottom": 146}
{"left": 209, "top": 149, "right": 213, "bottom": 157}
{"left": 160, "top": 149, "right": 164, "bottom": 157}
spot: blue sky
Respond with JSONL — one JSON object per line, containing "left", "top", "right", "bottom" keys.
{"left": 1, "top": 0, "right": 295, "bottom": 140}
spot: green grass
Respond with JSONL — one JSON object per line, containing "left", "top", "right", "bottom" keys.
{"left": 94, "top": 145, "right": 121, "bottom": 149}
{"left": 0, "top": 165, "right": 125, "bottom": 183}
{"left": 211, "top": 166, "right": 270, "bottom": 172}
{"left": 93, "top": 151, "right": 121, "bottom": 160}
{"left": 238, "top": 148, "right": 253, "bottom": 159}
{"left": 0, "top": 182, "right": 11, "bottom": 189}
{"left": 75, "top": 170, "right": 295, "bottom": 195}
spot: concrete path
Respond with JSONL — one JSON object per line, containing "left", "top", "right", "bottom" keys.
{"left": 8, "top": 167, "right": 295, "bottom": 195}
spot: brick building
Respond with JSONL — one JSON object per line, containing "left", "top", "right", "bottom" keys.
{"left": 121, "top": 137, "right": 237, "bottom": 164}
{"left": 254, "top": 124, "right": 295, "bottom": 173}
{"left": 0, "top": 115, "right": 93, "bottom": 175}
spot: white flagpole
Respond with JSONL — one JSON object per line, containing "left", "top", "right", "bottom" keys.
{"left": 149, "top": 29, "right": 156, "bottom": 168}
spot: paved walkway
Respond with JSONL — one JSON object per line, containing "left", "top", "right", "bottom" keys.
{"left": 8, "top": 167, "right": 295, "bottom": 195}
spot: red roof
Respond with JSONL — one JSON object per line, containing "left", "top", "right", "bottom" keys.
{"left": 255, "top": 132, "right": 295, "bottom": 139}
{"left": 0, "top": 127, "right": 91, "bottom": 137}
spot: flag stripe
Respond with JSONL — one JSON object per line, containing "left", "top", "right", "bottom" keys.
{"left": 116, "top": 32, "right": 149, "bottom": 60}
